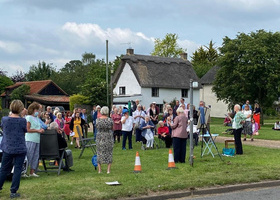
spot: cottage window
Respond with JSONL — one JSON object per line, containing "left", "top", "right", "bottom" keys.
{"left": 181, "top": 89, "right": 188, "bottom": 98}
{"left": 119, "top": 87, "right": 126, "bottom": 95}
{"left": 151, "top": 87, "right": 159, "bottom": 97}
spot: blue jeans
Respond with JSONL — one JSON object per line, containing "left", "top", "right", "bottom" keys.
{"left": 122, "top": 131, "right": 132, "bottom": 149}
{"left": 0, "top": 152, "right": 26, "bottom": 193}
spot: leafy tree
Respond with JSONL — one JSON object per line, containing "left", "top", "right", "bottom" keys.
{"left": 151, "top": 33, "right": 185, "bottom": 58}
{"left": 80, "top": 59, "right": 108, "bottom": 106}
{"left": 82, "top": 52, "right": 96, "bottom": 65}
{"left": 69, "top": 94, "right": 90, "bottom": 111}
{"left": 52, "top": 60, "right": 90, "bottom": 95}
{"left": 10, "top": 70, "right": 26, "bottom": 82}
{"left": 25, "top": 61, "right": 56, "bottom": 81}
{"left": 191, "top": 40, "right": 218, "bottom": 78}
{"left": 10, "top": 84, "right": 30, "bottom": 102}
{"left": 212, "top": 30, "right": 280, "bottom": 111}
{"left": 0, "top": 75, "right": 13, "bottom": 93}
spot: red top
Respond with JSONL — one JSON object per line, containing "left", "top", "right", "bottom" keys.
{"left": 158, "top": 126, "right": 169, "bottom": 135}
{"left": 111, "top": 113, "right": 122, "bottom": 131}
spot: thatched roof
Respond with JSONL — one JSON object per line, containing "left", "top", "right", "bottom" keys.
{"left": 200, "top": 66, "right": 220, "bottom": 85}
{"left": 112, "top": 54, "right": 200, "bottom": 89}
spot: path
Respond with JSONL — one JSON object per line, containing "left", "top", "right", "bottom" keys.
{"left": 215, "top": 136, "right": 280, "bottom": 149}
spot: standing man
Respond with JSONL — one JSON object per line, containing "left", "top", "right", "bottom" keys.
{"left": 242, "top": 100, "right": 252, "bottom": 111}
{"left": 179, "top": 98, "right": 188, "bottom": 108}
{"left": 81, "top": 109, "right": 88, "bottom": 138}
{"left": 46, "top": 106, "right": 54, "bottom": 122}
{"left": 173, "top": 100, "right": 180, "bottom": 115}
{"left": 197, "top": 101, "right": 211, "bottom": 133}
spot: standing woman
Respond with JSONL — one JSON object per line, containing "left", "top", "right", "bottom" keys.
{"left": 242, "top": 105, "right": 253, "bottom": 141}
{"left": 69, "top": 111, "right": 85, "bottom": 149}
{"left": 133, "top": 104, "right": 146, "bottom": 142}
{"left": 0, "top": 100, "right": 27, "bottom": 198}
{"left": 25, "top": 102, "right": 45, "bottom": 177}
{"left": 228, "top": 104, "right": 247, "bottom": 155}
{"left": 253, "top": 103, "right": 261, "bottom": 130}
{"left": 64, "top": 111, "right": 72, "bottom": 142}
{"left": 55, "top": 112, "right": 65, "bottom": 138}
{"left": 121, "top": 109, "right": 134, "bottom": 150}
{"left": 168, "top": 107, "right": 188, "bottom": 163}
{"left": 149, "top": 103, "right": 159, "bottom": 129}
{"left": 96, "top": 106, "right": 114, "bottom": 174}
{"left": 111, "top": 107, "right": 122, "bottom": 143}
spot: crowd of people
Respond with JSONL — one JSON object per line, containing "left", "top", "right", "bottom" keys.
{"left": 0, "top": 97, "right": 267, "bottom": 198}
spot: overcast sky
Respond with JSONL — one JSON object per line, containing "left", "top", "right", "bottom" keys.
{"left": 1, "top": 0, "right": 280, "bottom": 76}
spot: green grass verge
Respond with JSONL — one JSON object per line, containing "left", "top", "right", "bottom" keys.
{"left": 1, "top": 131, "right": 279, "bottom": 200}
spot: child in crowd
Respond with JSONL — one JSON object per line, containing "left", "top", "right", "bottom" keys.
{"left": 251, "top": 118, "right": 259, "bottom": 137}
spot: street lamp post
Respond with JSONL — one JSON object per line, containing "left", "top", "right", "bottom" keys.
{"left": 189, "top": 79, "right": 198, "bottom": 167}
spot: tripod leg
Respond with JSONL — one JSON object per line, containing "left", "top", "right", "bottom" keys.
{"left": 206, "top": 128, "right": 224, "bottom": 161}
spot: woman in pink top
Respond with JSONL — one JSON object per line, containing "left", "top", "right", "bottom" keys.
{"left": 168, "top": 107, "right": 188, "bottom": 163}
{"left": 111, "top": 107, "right": 122, "bottom": 143}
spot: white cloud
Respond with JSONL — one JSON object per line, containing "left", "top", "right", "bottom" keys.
{"left": 178, "top": 39, "right": 201, "bottom": 58}
{"left": 0, "top": 40, "right": 24, "bottom": 54}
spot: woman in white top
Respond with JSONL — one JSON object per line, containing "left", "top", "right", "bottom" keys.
{"left": 133, "top": 105, "right": 146, "bottom": 142}
{"left": 121, "top": 109, "right": 134, "bottom": 150}
{"left": 242, "top": 105, "right": 253, "bottom": 141}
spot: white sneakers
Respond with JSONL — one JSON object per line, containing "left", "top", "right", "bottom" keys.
{"left": 29, "top": 173, "right": 39, "bottom": 177}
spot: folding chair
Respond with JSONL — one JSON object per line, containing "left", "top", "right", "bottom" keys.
{"left": 39, "top": 130, "right": 65, "bottom": 175}
{"left": 76, "top": 126, "right": 96, "bottom": 159}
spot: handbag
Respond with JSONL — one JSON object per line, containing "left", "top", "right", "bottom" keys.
{"left": 222, "top": 148, "right": 235, "bottom": 157}
{"left": 70, "top": 131, "right": 75, "bottom": 137}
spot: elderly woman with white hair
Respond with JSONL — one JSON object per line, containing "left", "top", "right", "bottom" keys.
{"left": 140, "top": 116, "right": 155, "bottom": 149}
{"left": 228, "top": 104, "right": 247, "bottom": 155}
{"left": 168, "top": 107, "right": 188, "bottom": 163}
{"left": 133, "top": 104, "right": 146, "bottom": 142}
{"left": 96, "top": 106, "right": 114, "bottom": 174}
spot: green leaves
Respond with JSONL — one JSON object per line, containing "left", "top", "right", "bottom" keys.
{"left": 10, "top": 84, "right": 30, "bottom": 102}
{"left": 213, "top": 30, "right": 280, "bottom": 109}
{"left": 151, "top": 33, "right": 185, "bottom": 58}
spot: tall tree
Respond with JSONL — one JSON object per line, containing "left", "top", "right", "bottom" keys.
{"left": 0, "top": 75, "right": 13, "bottom": 93}
{"left": 212, "top": 30, "right": 280, "bottom": 110}
{"left": 52, "top": 60, "right": 90, "bottom": 95}
{"left": 10, "top": 70, "right": 26, "bottom": 82}
{"left": 80, "top": 59, "right": 108, "bottom": 106}
{"left": 151, "top": 33, "right": 185, "bottom": 58}
{"left": 25, "top": 61, "right": 56, "bottom": 81}
{"left": 82, "top": 52, "right": 96, "bottom": 65}
{"left": 191, "top": 40, "right": 218, "bottom": 78}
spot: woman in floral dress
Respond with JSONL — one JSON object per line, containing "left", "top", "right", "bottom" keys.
{"left": 96, "top": 106, "right": 114, "bottom": 174}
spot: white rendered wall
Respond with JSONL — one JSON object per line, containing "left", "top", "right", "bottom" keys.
{"left": 113, "top": 63, "right": 141, "bottom": 96}
{"left": 200, "top": 84, "right": 229, "bottom": 118}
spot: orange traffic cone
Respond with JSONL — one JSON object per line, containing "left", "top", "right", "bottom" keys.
{"left": 167, "top": 149, "right": 176, "bottom": 169}
{"left": 134, "top": 151, "right": 142, "bottom": 173}
{"left": 55, "top": 160, "right": 58, "bottom": 166}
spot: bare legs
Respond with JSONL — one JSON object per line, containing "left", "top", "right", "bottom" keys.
{"left": 98, "top": 163, "right": 112, "bottom": 174}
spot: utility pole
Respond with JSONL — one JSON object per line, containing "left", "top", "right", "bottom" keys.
{"left": 106, "top": 40, "right": 109, "bottom": 106}
{"left": 189, "top": 79, "right": 194, "bottom": 167}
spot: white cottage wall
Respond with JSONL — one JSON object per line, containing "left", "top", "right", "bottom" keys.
{"left": 200, "top": 84, "right": 229, "bottom": 118}
{"left": 113, "top": 63, "right": 141, "bottom": 96}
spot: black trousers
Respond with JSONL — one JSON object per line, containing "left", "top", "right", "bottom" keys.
{"left": 173, "top": 137, "right": 187, "bottom": 163}
{"left": 233, "top": 128, "right": 243, "bottom": 154}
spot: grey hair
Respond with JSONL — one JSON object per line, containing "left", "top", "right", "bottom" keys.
{"left": 176, "top": 107, "right": 185, "bottom": 114}
{"left": 158, "top": 120, "right": 164, "bottom": 125}
{"left": 49, "top": 122, "right": 58, "bottom": 130}
{"left": 100, "top": 106, "right": 109, "bottom": 115}
{"left": 199, "top": 101, "right": 205, "bottom": 106}
{"left": 234, "top": 104, "right": 241, "bottom": 110}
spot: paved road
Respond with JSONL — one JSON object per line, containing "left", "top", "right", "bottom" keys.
{"left": 178, "top": 186, "right": 280, "bottom": 200}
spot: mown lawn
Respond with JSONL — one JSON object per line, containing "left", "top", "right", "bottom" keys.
{"left": 1, "top": 129, "right": 279, "bottom": 200}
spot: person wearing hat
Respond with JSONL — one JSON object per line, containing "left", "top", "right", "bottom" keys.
{"left": 121, "top": 108, "right": 134, "bottom": 150}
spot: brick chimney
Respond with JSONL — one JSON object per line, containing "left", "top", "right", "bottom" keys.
{"left": 180, "top": 52, "right": 188, "bottom": 60}
{"left": 126, "top": 48, "right": 134, "bottom": 55}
